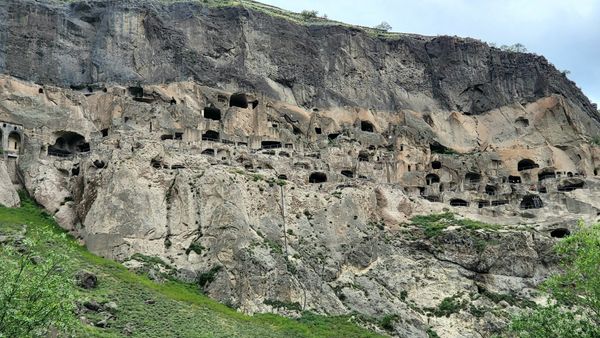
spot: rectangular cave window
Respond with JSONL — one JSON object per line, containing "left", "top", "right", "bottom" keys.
{"left": 341, "top": 170, "right": 354, "bottom": 178}
{"left": 315, "top": 127, "right": 322, "bottom": 135}
{"left": 175, "top": 132, "right": 184, "bottom": 140}
{"left": 285, "top": 143, "right": 293, "bottom": 149}
{"left": 203, "top": 107, "right": 221, "bottom": 121}
{"left": 261, "top": 141, "right": 282, "bottom": 149}
{"left": 101, "top": 129, "right": 109, "bottom": 137}
{"left": 161, "top": 134, "right": 174, "bottom": 141}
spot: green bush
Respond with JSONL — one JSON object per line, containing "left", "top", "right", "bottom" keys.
{"left": 0, "top": 239, "right": 76, "bottom": 337}
{"left": 197, "top": 265, "right": 222, "bottom": 289}
{"left": 300, "top": 10, "right": 318, "bottom": 20}
{"left": 507, "top": 222, "right": 600, "bottom": 336}
{"left": 411, "top": 212, "right": 499, "bottom": 238}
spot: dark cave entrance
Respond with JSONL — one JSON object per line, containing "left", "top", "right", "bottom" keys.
{"left": 229, "top": 93, "right": 248, "bottom": 108}
{"left": 449, "top": 198, "right": 469, "bottom": 207}
{"left": 520, "top": 195, "right": 543, "bottom": 209}
{"left": 360, "top": 121, "right": 374, "bottom": 132}
{"left": 204, "top": 107, "right": 222, "bottom": 121}
{"left": 309, "top": 172, "right": 327, "bottom": 183}
{"left": 518, "top": 159, "right": 539, "bottom": 171}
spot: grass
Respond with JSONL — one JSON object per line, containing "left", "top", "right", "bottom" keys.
{"left": 0, "top": 193, "right": 384, "bottom": 338}
{"left": 411, "top": 212, "right": 501, "bottom": 238}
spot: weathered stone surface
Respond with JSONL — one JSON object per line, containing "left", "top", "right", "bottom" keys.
{"left": 1, "top": 1, "right": 600, "bottom": 337}
{"left": 0, "top": 159, "right": 19, "bottom": 207}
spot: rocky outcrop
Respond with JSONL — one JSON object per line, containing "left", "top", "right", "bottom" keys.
{"left": 1, "top": 1, "right": 600, "bottom": 337}
{"left": 0, "top": 159, "right": 19, "bottom": 207}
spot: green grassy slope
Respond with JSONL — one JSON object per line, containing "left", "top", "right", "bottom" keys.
{"left": 0, "top": 195, "right": 384, "bottom": 338}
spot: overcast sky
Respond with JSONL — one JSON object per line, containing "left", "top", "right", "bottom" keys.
{"left": 262, "top": 0, "right": 600, "bottom": 105}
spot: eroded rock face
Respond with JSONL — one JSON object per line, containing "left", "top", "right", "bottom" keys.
{"left": 1, "top": 1, "right": 600, "bottom": 337}
{"left": 0, "top": 159, "right": 19, "bottom": 207}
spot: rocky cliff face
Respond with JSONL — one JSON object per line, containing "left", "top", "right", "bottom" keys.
{"left": 1, "top": 0, "right": 600, "bottom": 337}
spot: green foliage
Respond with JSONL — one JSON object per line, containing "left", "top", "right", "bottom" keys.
{"left": 430, "top": 294, "right": 467, "bottom": 317}
{"left": 590, "top": 135, "right": 600, "bottom": 146}
{"left": 264, "top": 299, "right": 302, "bottom": 312}
{"left": 411, "top": 212, "right": 500, "bottom": 238}
{"left": 379, "top": 314, "right": 398, "bottom": 331}
{"left": 186, "top": 242, "right": 205, "bottom": 255}
{"left": 374, "top": 21, "right": 392, "bottom": 31}
{"left": 0, "top": 238, "right": 76, "bottom": 337}
{"left": 506, "top": 222, "right": 600, "bottom": 337}
{"left": 265, "top": 239, "right": 284, "bottom": 255}
{"left": 300, "top": 10, "right": 318, "bottom": 20}
{"left": 498, "top": 43, "right": 528, "bottom": 53}
{"left": 508, "top": 305, "right": 599, "bottom": 338}
{"left": 196, "top": 265, "right": 222, "bottom": 289}
{"left": 427, "top": 328, "right": 441, "bottom": 338}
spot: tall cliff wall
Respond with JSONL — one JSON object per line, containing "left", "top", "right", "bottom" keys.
{"left": 1, "top": 1, "right": 600, "bottom": 337}
{"left": 0, "top": 0, "right": 596, "bottom": 118}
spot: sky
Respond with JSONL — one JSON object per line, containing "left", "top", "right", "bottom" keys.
{"left": 262, "top": 0, "right": 600, "bottom": 105}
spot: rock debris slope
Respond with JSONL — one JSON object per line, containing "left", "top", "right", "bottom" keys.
{"left": 1, "top": 0, "right": 599, "bottom": 336}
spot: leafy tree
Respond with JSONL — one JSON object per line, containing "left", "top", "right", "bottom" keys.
{"left": 300, "top": 10, "right": 318, "bottom": 20}
{"left": 507, "top": 222, "right": 600, "bottom": 337}
{"left": 374, "top": 21, "right": 392, "bottom": 31}
{"left": 499, "top": 43, "right": 528, "bottom": 53}
{"left": 0, "top": 238, "right": 75, "bottom": 337}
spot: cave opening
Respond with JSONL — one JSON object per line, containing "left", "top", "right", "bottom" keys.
{"left": 450, "top": 198, "right": 469, "bottom": 207}
{"left": 520, "top": 195, "right": 543, "bottom": 209}
{"left": 425, "top": 173, "right": 440, "bottom": 185}
{"left": 309, "top": 172, "right": 327, "bottom": 183}
{"left": 515, "top": 117, "right": 529, "bottom": 127}
{"left": 485, "top": 185, "right": 497, "bottom": 196}
{"left": 161, "top": 134, "right": 174, "bottom": 141}
{"left": 328, "top": 133, "right": 340, "bottom": 140}
{"left": 430, "top": 141, "right": 453, "bottom": 154}
{"left": 201, "top": 149, "right": 215, "bottom": 156}
{"left": 261, "top": 141, "right": 282, "bottom": 149}
{"left": 48, "top": 131, "right": 88, "bottom": 157}
{"left": 478, "top": 200, "right": 490, "bottom": 208}
{"left": 7, "top": 132, "right": 21, "bottom": 153}
{"left": 550, "top": 228, "right": 570, "bottom": 238}
{"left": 278, "top": 174, "right": 288, "bottom": 180}
{"left": 204, "top": 107, "right": 222, "bottom": 121}
{"left": 360, "top": 121, "right": 374, "bottom": 132}
{"left": 465, "top": 172, "right": 481, "bottom": 184}
{"left": 101, "top": 129, "right": 109, "bottom": 137}
{"left": 508, "top": 175, "right": 522, "bottom": 184}
{"left": 341, "top": 170, "right": 354, "bottom": 178}
{"left": 358, "top": 151, "right": 370, "bottom": 162}
{"left": 128, "top": 86, "right": 143, "bottom": 98}
{"left": 538, "top": 169, "right": 556, "bottom": 181}
{"left": 229, "top": 93, "right": 248, "bottom": 108}
{"left": 518, "top": 159, "right": 539, "bottom": 171}
{"left": 557, "top": 180, "right": 585, "bottom": 192}
{"left": 174, "top": 132, "right": 183, "bottom": 140}
{"left": 431, "top": 161, "right": 442, "bottom": 169}
{"left": 315, "top": 127, "right": 322, "bottom": 134}
{"left": 491, "top": 200, "right": 508, "bottom": 206}
{"left": 202, "top": 130, "right": 219, "bottom": 141}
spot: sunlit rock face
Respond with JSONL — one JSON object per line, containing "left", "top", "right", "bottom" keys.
{"left": 1, "top": 0, "right": 600, "bottom": 336}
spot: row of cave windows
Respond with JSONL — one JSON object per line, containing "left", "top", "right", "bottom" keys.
{"left": 446, "top": 195, "right": 544, "bottom": 210}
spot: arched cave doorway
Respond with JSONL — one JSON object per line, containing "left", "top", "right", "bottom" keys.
{"left": 449, "top": 198, "right": 469, "bottom": 207}
{"left": 518, "top": 159, "right": 539, "bottom": 171}
{"left": 425, "top": 173, "right": 440, "bottom": 185}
